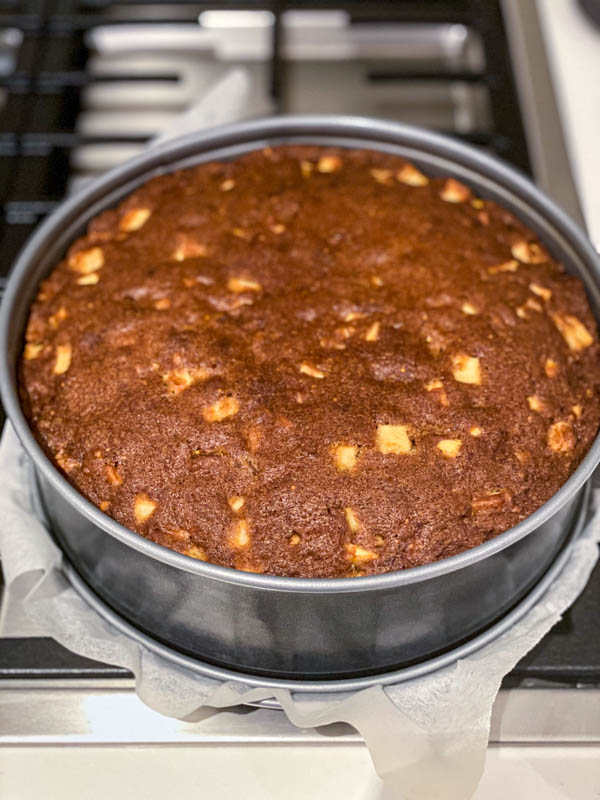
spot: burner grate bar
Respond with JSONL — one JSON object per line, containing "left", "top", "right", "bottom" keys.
{"left": 0, "top": 4, "right": 530, "bottom": 295}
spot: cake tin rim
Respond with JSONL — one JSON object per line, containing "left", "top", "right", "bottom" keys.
{"left": 2, "top": 113, "right": 600, "bottom": 593}
{"left": 62, "top": 478, "right": 590, "bottom": 692}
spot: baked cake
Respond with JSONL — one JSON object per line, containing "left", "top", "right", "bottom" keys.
{"left": 19, "top": 146, "right": 600, "bottom": 577}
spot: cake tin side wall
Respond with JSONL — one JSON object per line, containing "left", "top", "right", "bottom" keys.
{"left": 1, "top": 116, "right": 600, "bottom": 678}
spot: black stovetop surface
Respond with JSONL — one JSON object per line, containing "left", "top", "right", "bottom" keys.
{"left": 0, "top": 0, "right": 598, "bottom": 688}
{"left": 0, "top": 0, "right": 530, "bottom": 287}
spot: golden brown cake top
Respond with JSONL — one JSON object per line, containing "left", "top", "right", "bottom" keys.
{"left": 19, "top": 145, "right": 600, "bottom": 577}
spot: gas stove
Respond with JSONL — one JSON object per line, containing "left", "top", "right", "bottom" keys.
{"left": 1, "top": 1, "right": 600, "bottom": 797}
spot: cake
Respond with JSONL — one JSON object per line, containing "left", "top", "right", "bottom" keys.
{"left": 19, "top": 145, "right": 600, "bottom": 577}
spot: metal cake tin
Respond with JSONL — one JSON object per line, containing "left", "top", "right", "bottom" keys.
{"left": 1, "top": 115, "right": 600, "bottom": 680}
{"left": 64, "top": 482, "right": 590, "bottom": 694}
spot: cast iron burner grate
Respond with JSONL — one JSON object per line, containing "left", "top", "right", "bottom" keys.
{"left": 0, "top": 0, "right": 530, "bottom": 291}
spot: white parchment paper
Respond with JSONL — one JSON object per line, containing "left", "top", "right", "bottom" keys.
{"left": 2, "top": 70, "right": 600, "bottom": 798}
{"left": 1, "top": 422, "right": 599, "bottom": 799}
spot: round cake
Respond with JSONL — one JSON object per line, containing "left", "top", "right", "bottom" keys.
{"left": 19, "top": 146, "right": 600, "bottom": 577}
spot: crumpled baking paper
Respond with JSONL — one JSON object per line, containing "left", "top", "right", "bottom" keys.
{"left": 2, "top": 68, "right": 600, "bottom": 799}
{"left": 1, "top": 421, "right": 599, "bottom": 799}
{"left": 151, "top": 67, "right": 273, "bottom": 146}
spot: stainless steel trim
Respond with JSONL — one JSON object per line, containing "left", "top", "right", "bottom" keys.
{"left": 1, "top": 684, "right": 598, "bottom": 744}
{"left": 502, "top": 0, "right": 585, "bottom": 226}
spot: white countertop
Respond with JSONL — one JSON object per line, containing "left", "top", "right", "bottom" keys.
{"left": 2, "top": 741, "right": 599, "bottom": 799}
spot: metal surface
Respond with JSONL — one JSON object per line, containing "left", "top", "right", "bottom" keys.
{"left": 1, "top": 680, "right": 600, "bottom": 745}
{"left": 1, "top": 115, "right": 599, "bottom": 681}
{"left": 502, "top": 0, "right": 585, "bottom": 226}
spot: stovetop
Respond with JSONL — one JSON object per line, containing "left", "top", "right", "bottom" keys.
{"left": 0, "top": 0, "right": 599, "bottom": 696}
{"left": 0, "top": 0, "right": 534, "bottom": 288}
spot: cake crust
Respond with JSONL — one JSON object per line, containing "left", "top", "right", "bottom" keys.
{"left": 19, "top": 146, "right": 600, "bottom": 577}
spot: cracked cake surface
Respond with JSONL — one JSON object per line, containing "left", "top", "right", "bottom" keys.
{"left": 19, "top": 145, "right": 600, "bottom": 577}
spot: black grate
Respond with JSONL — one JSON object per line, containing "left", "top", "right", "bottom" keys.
{"left": 0, "top": 0, "right": 531, "bottom": 292}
